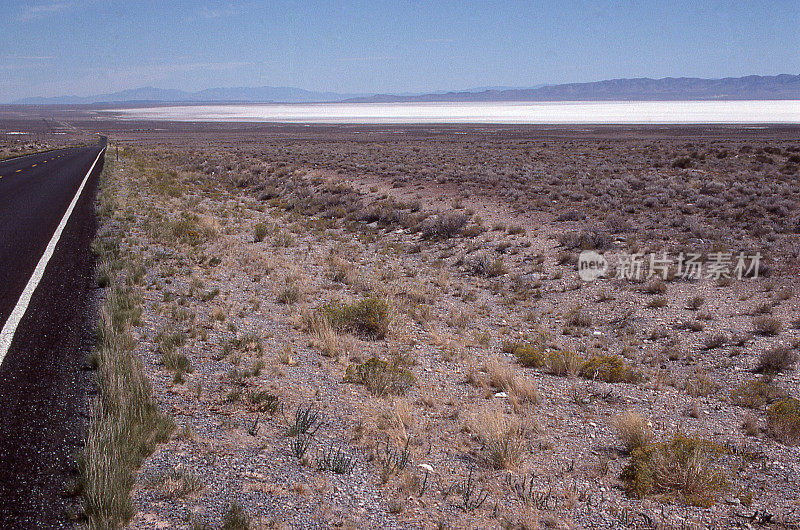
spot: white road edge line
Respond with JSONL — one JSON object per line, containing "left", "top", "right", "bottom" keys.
{"left": 0, "top": 147, "right": 106, "bottom": 366}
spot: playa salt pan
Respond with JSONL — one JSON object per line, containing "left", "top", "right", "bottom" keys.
{"left": 111, "top": 100, "right": 800, "bottom": 124}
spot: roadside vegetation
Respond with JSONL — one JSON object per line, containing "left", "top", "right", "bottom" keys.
{"left": 81, "top": 152, "right": 174, "bottom": 527}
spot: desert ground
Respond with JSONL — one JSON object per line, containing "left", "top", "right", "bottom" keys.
{"left": 3, "top": 116, "right": 800, "bottom": 529}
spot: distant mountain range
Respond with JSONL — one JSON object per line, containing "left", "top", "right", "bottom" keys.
{"left": 13, "top": 74, "right": 800, "bottom": 105}
{"left": 347, "top": 75, "right": 800, "bottom": 103}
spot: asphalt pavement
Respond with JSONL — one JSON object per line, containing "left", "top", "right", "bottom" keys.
{"left": 0, "top": 141, "right": 106, "bottom": 527}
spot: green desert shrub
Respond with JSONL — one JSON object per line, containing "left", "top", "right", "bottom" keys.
{"left": 620, "top": 432, "right": 728, "bottom": 507}
{"left": 766, "top": 398, "right": 800, "bottom": 445}
{"left": 510, "top": 344, "right": 547, "bottom": 369}
{"left": 322, "top": 296, "right": 390, "bottom": 339}
{"left": 344, "top": 356, "right": 414, "bottom": 396}
{"left": 730, "top": 378, "right": 786, "bottom": 409}
{"left": 580, "top": 354, "right": 641, "bottom": 383}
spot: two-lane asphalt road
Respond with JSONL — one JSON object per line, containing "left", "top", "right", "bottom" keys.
{"left": 0, "top": 141, "right": 106, "bottom": 527}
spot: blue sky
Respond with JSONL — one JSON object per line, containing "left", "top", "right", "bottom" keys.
{"left": 1, "top": 1, "right": 798, "bottom": 102}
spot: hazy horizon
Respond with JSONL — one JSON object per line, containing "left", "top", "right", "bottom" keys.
{"left": 2, "top": 1, "right": 799, "bottom": 103}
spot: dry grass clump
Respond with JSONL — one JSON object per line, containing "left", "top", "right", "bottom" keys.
{"left": 95, "top": 258, "right": 113, "bottom": 288}
{"left": 169, "top": 212, "right": 218, "bottom": 246}
{"left": 643, "top": 278, "right": 667, "bottom": 294}
{"left": 484, "top": 357, "right": 539, "bottom": 405}
{"left": 564, "top": 306, "right": 592, "bottom": 328}
{"left": 277, "top": 275, "right": 302, "bottom": 305}
{"left": 752, "top": 315, "right": 782, "bottom": 336}
{"left": 686, "top": 296, "right": 705, "bottom": 310}
{"left": 701, "top": 334, "right": 726, "bottom": 350}
{"left": 222, "top": 502, "right": 251, "bottom": 530}
{"left": 473, "top": 407, "right": 527, "bottom": 470}
{"left": 149, "top": 467, "right": 204, "bottom": 499}
{"left": 253, "top": 221, "right": 269, "bottom": 242}
{"left": 470, "top": 252, "right": 506, "bottom": 278}
{"left": 274, "top": 231, "right": 296, "bottom": 247}
{"left": 766, "top": 398, "right": 800, "bottom": 445}
{"left": 620, "top": 432, "right": 728, "bottom": 507}
{"left": 558, "top": 229, "right": 611, "bottom": 251}
{"left": 647, "top": 296, "right": 667, "bottom": 308}
{"left": 685, "top": 371, "right": 720, "bottom": 398}
{"left": 301, "top": 308, "right": 345, "bottom": 358}
{"left": 246, "top": 388, "right": 279, "bottom": 413}
{"left": 421, "top": 211, "right": 469, "bottom": 239}
{"left": 156, "top": 330, "right": 192, "bottom": 382}
{"left": 754, "top": 345, "right": 797, "bottom": 374}
{"left": 612, "top": 411, "right": 653, "bottom": 453}
{"left": 322, "top": 296, "right": 390, "bottom": 339}
{"left": 742, "top": 414, "right": 760, "bottom": 436}
{"left": 328, "top": 255, "right": 357, "bottom": 285}
{"left": 546, "top": 350, "right": 583, "bottom": 377}
{"left": 83, "top": 284, "right": 174, "bottom": 527}
{"left": 221, "top": 333, "right": 263, "bottom": 359}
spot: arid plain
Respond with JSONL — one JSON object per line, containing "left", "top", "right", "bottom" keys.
{"left": 3, "top": 115, "right": 800, "bottom": 528}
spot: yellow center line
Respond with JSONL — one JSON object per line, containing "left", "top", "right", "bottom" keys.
{"left": 31, "top": 164, "right": 37, "bottom": 167}
{"left": 15, "top": 169, "right": 22, "bottom": 173}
